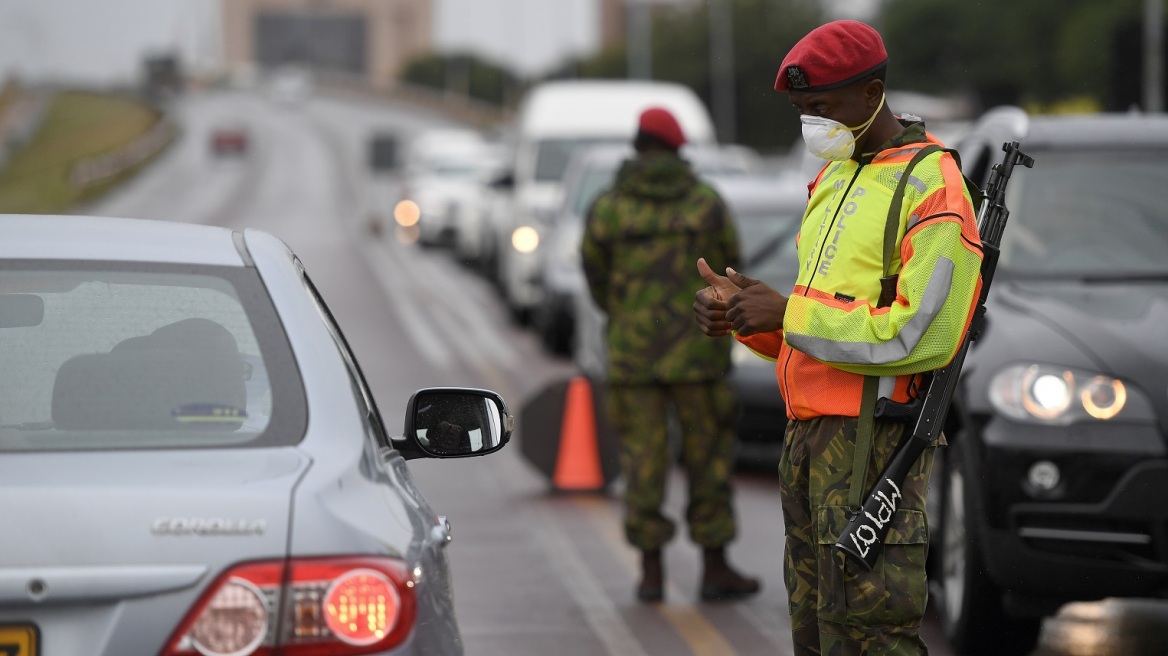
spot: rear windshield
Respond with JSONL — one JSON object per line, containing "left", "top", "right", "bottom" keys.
{"left": 570, "top": 167, "right": 620, "bottom": 217}
{"left": 0, "top": 261, "right": 306, "bottom": 452}
{"left": 999, "top": 150, "right": 1168, "bottom": 277}
{"left": 535, "top": 138, "right": 623, "bottom": 182}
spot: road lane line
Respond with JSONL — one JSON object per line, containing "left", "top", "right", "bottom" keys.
{"left": 476, "top": 442, "right": 651, "bottom": 656}
{"left": 307, "top": 109, "right": 516, "bottom": 384}
{"left": 574, "top": 496, "right": 740, "bottom": 656}
{"left": 530, "top": 503, "right": 653, "bottom": 656}
{"left": 402, "top": 246, "right": 521, "bottom": 367}
{"left": 357, "top": 238, "right": 454, "bottom": 368}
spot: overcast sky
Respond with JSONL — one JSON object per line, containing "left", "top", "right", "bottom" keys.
{"left": 0, "top": 0, "right": 600, "bottom": 85}
{"left": 0, "top": 0, "right": 877, "bottom": 85}
{"left": 435, "top": 0, "right": 597, "bottom": 76}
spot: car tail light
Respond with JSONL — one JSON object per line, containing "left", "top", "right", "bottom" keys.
{"left": 161, "top": 557, "right": 417, "bottom": 656}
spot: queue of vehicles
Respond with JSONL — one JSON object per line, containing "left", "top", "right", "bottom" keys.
{"left": 368, "top": 78, "right": 1168, "bottom": 656}
{"left": 64, "top": 71, "right": 1168, "bottom": 654}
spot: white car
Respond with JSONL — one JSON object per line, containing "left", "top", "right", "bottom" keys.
{"left": 0, "top": 214, "right": 513, "bottom": 656}
{"left": 395, "top": 129, "right": 503, "bottom": 249}
{"left": 485, "top": 79, "right": 718, "bottom": 323}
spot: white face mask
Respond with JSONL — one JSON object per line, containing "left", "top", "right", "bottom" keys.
{"left": 800, "top": 94, "right": 885, "bottom": 161}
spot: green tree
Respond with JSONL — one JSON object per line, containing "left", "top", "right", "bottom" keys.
{"left": 881, "top": 0, "right": 1163, "bottom": 111}
{"left": 400, "top": 53, "right": 525, "bottom": 107}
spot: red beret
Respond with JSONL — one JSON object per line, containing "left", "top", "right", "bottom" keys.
{"left": 637, "top": 107, "right": 686, "bottom": 149}
{"left": 774, "top": 20, "right": 888, "bottom": 93}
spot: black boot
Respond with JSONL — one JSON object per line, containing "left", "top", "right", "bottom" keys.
{"left": 700, "top": 547, "right": 760, "bottom": 601}
{"left": 637, "top": 549, "right": 664, "bottom": 602}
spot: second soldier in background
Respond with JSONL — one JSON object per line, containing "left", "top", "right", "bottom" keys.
{"left": 582, "top": 107, "right": 760, "bottom": 602}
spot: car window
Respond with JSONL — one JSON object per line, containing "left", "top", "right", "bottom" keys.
{"left": 535, "top": 138, "right": 623, "bottom": 182}
{"left": 567, "top": 153, "right": 752, "bottom": 220}
{"left": 296, "top": 260, "right": 390, "bottom": 448}
{"left": 737, "top": 210, "right": 802, "bottom": 291}
{"left": 571, "top": 167, "right": 620, "bottom": 217}
{"left": 999, "top": 150, "right": 1168, "bottom": 276}
{"left": 0, "top": 262, "right": 306, "bottom": 451}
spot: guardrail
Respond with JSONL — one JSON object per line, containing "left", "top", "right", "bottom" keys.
{"left": 68, "top": 116, "right": 176, "bottom": 190}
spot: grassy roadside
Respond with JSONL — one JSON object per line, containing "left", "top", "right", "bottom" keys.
{"left": 0, "top": 90, "right": 171, "bottom": 214}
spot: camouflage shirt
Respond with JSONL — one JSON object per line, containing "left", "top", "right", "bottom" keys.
{"left": 582, "top": 150, "right": 740, "bottom": 384}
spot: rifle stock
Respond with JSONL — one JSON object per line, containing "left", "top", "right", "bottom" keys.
{"left": 835, "top": 141, "right": 1035, "bottom": 569}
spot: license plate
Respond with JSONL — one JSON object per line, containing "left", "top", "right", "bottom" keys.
{"left": 0, "top": 624, "right": 38, "bottom": 656}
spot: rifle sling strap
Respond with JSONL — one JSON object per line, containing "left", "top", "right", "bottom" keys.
{"left": 849, "top": 375, "right": 881, "bottom": 510}
{"left": 851, "top": 144, "right": 944, "bottom": 511}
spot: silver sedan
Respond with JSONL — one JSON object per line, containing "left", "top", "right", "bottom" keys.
{"left": 0, "top": 214, "right": 512, "bottom": 656}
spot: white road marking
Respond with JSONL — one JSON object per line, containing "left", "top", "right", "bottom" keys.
{"left": 357, "top": 238, "right": 454, "bottom": 368}
{"left": 530, "top": 502, "right": 654, "bottom": 656}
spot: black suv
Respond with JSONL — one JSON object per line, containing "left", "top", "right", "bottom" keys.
{"left": 931, "top": 106, "right": 1168, "bottom": 654}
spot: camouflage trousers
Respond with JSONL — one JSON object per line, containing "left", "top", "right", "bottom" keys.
{"left": 606, "top": 381, "right": 738, "bottom": 551}
{"left": 779, "top": 416, "right": 937, "bottom": 655}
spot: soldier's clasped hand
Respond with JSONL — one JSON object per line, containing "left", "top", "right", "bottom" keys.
{"left": 694, "top": 257, "right": 739, "bottom": 336}
{"left": 723, "top": 268, "right": 787, "bottom": 337}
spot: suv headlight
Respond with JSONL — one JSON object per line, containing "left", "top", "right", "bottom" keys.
{"left": 988, "top": 363, "right": 1156, "bottom": 425}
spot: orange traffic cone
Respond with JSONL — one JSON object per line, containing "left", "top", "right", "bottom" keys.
{"left": 552, "top": 376, "right": 606, "bottom": 492}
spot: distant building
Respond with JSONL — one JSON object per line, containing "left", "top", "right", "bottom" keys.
{"left": 221, "top": 0, "right": 432, "bottom": 90}
{"left": 599, "top": 0, "right": 626, "bottom": 49}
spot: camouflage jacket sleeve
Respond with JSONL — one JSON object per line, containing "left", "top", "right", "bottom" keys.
{"left": 581, "top": 192, "right": 615, "bottom": 312}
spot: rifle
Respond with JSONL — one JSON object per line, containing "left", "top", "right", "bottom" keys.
{"left": 835, "top": 141, "right": 1035, "bottom": 569}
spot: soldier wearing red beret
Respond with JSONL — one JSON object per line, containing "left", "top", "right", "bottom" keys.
{"left": 584, "top": 106, "right": 760, "bottom": 603}
{"left": 694, "top": 19, "right": 984, "bottom": 655}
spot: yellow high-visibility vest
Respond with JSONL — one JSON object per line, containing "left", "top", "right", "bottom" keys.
{"left": 738, "top": 132, "right": 983, "bottom": 420}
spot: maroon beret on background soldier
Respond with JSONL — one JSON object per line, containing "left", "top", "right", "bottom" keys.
{"left": 636, "top": 107, "right": 687, "bottom": 150}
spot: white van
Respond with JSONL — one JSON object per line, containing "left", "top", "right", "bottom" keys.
{"left": 488, "top": 79, "right": 716, "bottom": 322}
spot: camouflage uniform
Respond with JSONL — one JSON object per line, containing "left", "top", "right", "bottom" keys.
{"left": 780, "top": 416, "right": 939, "bottom": 655}
{"left": 582, "top": 150, "right": 740, "bottom": 550}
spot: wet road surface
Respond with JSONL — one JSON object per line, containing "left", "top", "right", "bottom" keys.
{"left": 86, "top": 86, "right": 1168, "bottom": 656}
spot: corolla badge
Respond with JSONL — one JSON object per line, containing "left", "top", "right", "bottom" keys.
{"left": 151, "top": 517, "right": 267, "bottom": 536}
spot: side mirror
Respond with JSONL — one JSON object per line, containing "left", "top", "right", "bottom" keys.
{"left": 395, "top": 388, "right": 513, "bottom": 460}
{"left": 0, "top": 294, "right": 45, "bottom": 328}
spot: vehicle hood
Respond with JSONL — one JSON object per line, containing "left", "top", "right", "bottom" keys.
{"left": 0, "top": 448, "right": 307, "bottom": 601}
{"left": 976, "top": 278, "right": 1168, "bottom": 419}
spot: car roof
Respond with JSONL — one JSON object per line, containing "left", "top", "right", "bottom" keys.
{"left": 710, "top": 175, "right": 808, "bottom": 216}
{"left": 517, "top": 79, "right": 716, "bottom": 143}
{"left": 0, "top": 214, "right": 247, "bottom": 266}
{"left": 965, "top": 107, "right": 1168, "bottom": 150}
{"left": 1025, "top": 114, "right": 1168, "bottom": 148}
{"left": 567, "top": 142, "right": 759, "bottom": 174}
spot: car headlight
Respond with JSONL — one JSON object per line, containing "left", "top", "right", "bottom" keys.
{"left": 988, "top": 364, "right": 1156, "bottom": 425}
{"left": 394, "top": 200, "right": 420, "bottom": 227}
{"left": 512, "top": 226, "right": 539, "bottom": 253}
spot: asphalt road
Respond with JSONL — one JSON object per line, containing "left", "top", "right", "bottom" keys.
{"left": 84, "top": 87, "right": 1165, "bottom": 656}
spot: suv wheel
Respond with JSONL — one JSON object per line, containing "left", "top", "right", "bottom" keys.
{"left": 938, "top": 436, "right": 1038, "bottom": 655}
